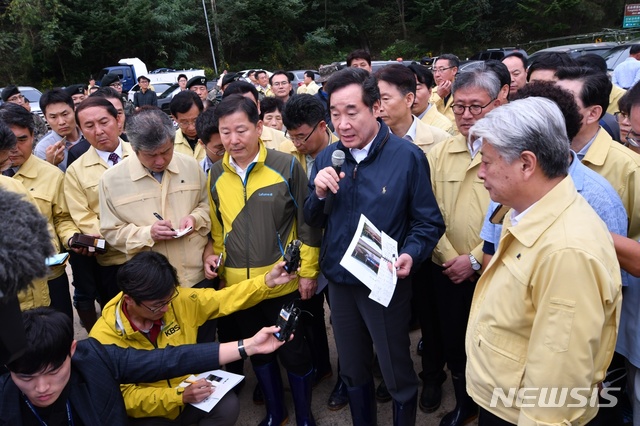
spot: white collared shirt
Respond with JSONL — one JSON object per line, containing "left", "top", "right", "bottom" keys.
{"left": 96, "top": 142, "right": 124, "bottom": 167}
{"left": 230, "top": 151, "right": 260, "bottom": 181}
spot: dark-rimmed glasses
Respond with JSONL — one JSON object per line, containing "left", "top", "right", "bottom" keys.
{"left": 286, "top": 121, "right": 320, "bottom": 144}
{"left": 451, "top": 98, "right": 496, "bottom": 116}
{"left": 140, "top": 288, "right": 179, "bottom": 313}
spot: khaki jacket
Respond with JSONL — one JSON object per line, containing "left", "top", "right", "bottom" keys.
{"left": 608, "top": 85, "right": 626, "bottom": 115}
{"left": 297, "top": 80, "right": 320, "bottom": 96}
{"left": 13, "top": 155, "right": 79, "bottom": 279}
{"left": 99, "top": 152, "right": 210, "bottom": 286}
{"left": 173, "top": 128, "right": 205, "bottom": 162}
{"left": 427, "top": 134, "right": 490, "bottom": 265}
{"left": 430, "top": 88, "right": 456, "bottom": 123}
{"left": 581, "top": 128, "right": 640, "bottom": 241}
{"left": 261, "top": 126, "right": 288, "bottom": 150}
{"left": 65, "top": 142, "right": 132, "bottom": 266}
{"left": 413, "top": 119, "right": 450, "bottom": 155}
{"left": 466, "top": 177, "right": 621, "bottom": 425}
{"left": 420, "top": 104, "right": 456, "bottom": 135}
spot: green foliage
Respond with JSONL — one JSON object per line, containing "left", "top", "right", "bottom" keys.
{"left": 0, "top": 0, "right": 631, "bottom": 87}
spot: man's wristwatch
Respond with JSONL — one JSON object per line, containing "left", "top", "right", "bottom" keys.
{"left": 238, "top": 339, "right": 248, "bottom": 360}
{"left": 469, "top": 254, "right": 481, "bottom": 271}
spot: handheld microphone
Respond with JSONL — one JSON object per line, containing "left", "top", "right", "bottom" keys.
{"left": 323, "top": 150, "right": 346, "bottom": 215}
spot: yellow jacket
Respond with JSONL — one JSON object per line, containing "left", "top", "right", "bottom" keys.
{"left": 581, "top": 128, "right": 640, "bottom": 241}
{"left": 430, "top": 88, "right": 456, "bottom": 123}
{"left": 13, "top": 155, "right": 79, "bottom": 279}
{"left": 208, "top": 142, "right": 321, "bottom": 291}
{"left": 0, "top": 176, "right": 50, "bottom": 309}
{"left": 466, "top": 177, "right": 621, "bottom": 426}
{"left": 413, "top": 119, "right": 450, "bottom": 155}
{"left": 420, "top": 104, "right": 456, "bottom": 135}
{"left": 64, "top": 142, "right": 132, "bottom": 266}
{"left": 99, "top": 152, "right": 210, "bottom": 287}
{"left": 173, "top": 128, "right": 205, "bottom": 162}
{"left": 89, "top": 274, "right": 292, "bottom": 419}
{"left": 297, "top": 81, "right": 320, "bottom": 96}
{"left": 277, "top": 130, "right": 340, "bottom": 175}
{"left": 427, "top": 134, "right": 490, "bottom": 265}
{"left": 608, "top": 85, "right": 626, "bottom": 115}
{"left": 261, "top": 126, "right": 288, "bottom": 150}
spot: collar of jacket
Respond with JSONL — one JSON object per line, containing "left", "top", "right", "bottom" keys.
{"left": 336, "top": 118, "right": 391, "bottom": 164}
{"left": 84, "top": 139, "right": 131, "bottom": 167}
{"left": 504, "top": 176, "right": 577, "bottom": 248}
{"left": 581, "top": 127, "right": 609, "bottom": 167}
{"left": 221, "top": 140, "right": 268, "bottom": 175}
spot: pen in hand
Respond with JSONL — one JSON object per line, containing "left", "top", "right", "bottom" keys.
{"left": 153, "top": 212, "right": 176, "bottom": 231}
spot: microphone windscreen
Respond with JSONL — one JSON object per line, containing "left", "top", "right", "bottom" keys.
{"left": 331, "top": 150, "right": 345, "bottom": 168}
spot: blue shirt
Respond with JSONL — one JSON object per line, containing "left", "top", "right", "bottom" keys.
{"left": 481, "top": 151, "right": 629, "bottom": 284}
{"left": 612, "top": 57, "right": 640, "bottom": 89}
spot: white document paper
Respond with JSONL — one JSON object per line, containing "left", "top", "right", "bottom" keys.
{"left": 178, "top": 369, "right": 244, "bottom": 412}
{"left": 173, "top": 226, "right": 193, "bottom": 239}
{"left": 339, "top": 214, "right": 398, "bottom": 307}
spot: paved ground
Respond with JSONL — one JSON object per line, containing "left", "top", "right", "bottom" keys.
{"left": 70, "top": 268, "right": 476, "bottom": 425}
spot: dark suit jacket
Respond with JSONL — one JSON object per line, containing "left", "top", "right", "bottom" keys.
{"left": 66, "top": 139, "right": 90, "bottom": 168}
{"left": 0, "top": 338, "right": 220, "bottom": 425}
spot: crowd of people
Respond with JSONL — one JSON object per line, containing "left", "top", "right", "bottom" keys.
{"left": 2, "top": 45, "right": 640, "bottom": 426}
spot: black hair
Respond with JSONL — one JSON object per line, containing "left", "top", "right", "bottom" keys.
{"left": 196, "top": 106, "right": 219, "bottom": 144}
{"left": 259, "top": 97, "right": 284, "bottom": 119}
{"left": 0, "top": 119, "right": 17, "bottom": 151}
{"left": 631, "top": 44, "right": 640, "bottom": 56}
{"left": 502, "top": 52, "right": 528, "bottom": 68}
{"left": 347, "top": 49, "right": 372, "bottom": 66}
{"left": 39, "top": 88, "right": 74, "bottom": 116}
{"left": 555, "top": 66, "right": 611, "bottom": 119}
{"left": 484, "top": 60, "right": 511, "bottom": 89}
{"left": 75, "top": 96, "right": 118, "bottom": 124}
{"left": 374, "top": 63, "right": 417, "bottom": 96}
{"left": 324, "top": 67, "right": 380, "bottom": 111}
{"left": 89, "top": 87, "right": 125, "bottom": 110}
{"left": 117, "top": 252, "right": 178, "bottom": 303}
{"left": 223, "top": 81, "right": 260, "bottom": 104}
{"left": 619, "top": 90, "right": 632, "bottom": 115}
{"left": 282, "top": 94, "right": 326, "bottom": 130}
{"left": 527, "top": 52, "right": 577, "bottom": 81}
{"left": 575, "top": 54, "right": 608, "bottom": 74}
{"left": 6, "top": 307, "right": 73, "bottom": 375}
{"left": 512, "top": 80, "right": 583, "bottom": 141}
{"left": 304, "top": 71, "right": 315, "bottom": 80}
{"left": 407, "top": 63, "right": 435, "bottom": 88}
{"left": 0, "top": 102, "right": 34, "bottom": 134}
{"left": 269, "top": 70, "right": 291, "bottom": 86}
{"left": 216, "top": 94, "right": 260, "bottom": 125}
{"left": 169, "top": 90, "right": 203, "bottom": 117}
{"left": 177, "top": 74, "right": 188, "bottom": 81}
{"left": 435, "top": 53, "right": 460, "bottom": 69}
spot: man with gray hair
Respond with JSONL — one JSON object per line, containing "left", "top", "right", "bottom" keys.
{"left": 99, "top": 108, "right": 211, "bottom": 292}
{"left": 467, "top": 96, "right": 621, "bottom": 425}
{"left": 422, "top": 67, "right": 501, "bottom": 424}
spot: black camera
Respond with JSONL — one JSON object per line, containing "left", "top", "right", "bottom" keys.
{"left": 274, "top": 299, "right": 301, "bottom": 342}
{"left": 283, "top": 239, "right": 302, "bottom": 273}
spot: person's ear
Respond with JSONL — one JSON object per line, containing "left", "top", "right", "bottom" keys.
{"left": 69, "top": 339, "right": 78, "bottom": 357}
{"left": 520, "top": 150, "right": 537, "bottom": 180}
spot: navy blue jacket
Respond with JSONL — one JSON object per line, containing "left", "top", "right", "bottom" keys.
{"left": 304, "top": 119, "right": 445, "bottom": 286}
{"left": 0, "top": 338, "right": 221, "bottom": 426}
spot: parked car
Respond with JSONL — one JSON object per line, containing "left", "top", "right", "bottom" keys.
{"left": 468, "top": 48, "right": 528, "bottom": 61}
{"left": 156, "top": 83, "right": 181, "bottom": 115}
{"left": 127, "top": 82, "right": 174, "bottom": 103}
{"left": 0, "top": 86, "right": 45, "bottom": 122}
{"left": 603, "top": 40, "right": 640, "bottom": 74}
{"left": 528, "top": 42, "right": 619, "bottom": 64}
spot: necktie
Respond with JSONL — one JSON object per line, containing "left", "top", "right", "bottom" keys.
{"left": 2, "top": 168, "right": 15, "bottom": 177}
{"left": 108, "top": 152, "right": 120, "bottom": 165}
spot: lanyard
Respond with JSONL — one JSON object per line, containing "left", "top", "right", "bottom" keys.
{"left": 22, "top": 394, "right": 74, "bottom": 426}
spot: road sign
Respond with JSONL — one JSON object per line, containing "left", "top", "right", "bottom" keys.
{"left": 624, "top": 4, "right": 640, "bottom": 28}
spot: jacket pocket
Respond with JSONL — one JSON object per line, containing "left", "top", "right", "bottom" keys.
{"left": 543, "top": 298, "right": 575, "bottom": 353}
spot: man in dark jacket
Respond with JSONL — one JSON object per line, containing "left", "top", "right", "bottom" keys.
{"left": 303, "top": 67, "right": 445, "bottom": 425}
{"left": 0, "top": 307, "right": 286, "bottom": 426}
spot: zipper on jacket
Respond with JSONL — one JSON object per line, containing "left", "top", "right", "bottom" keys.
{"left": 352, "top": 163, "right": 359, "bottom": 179}
{"left": 244, "top": 183, "right": 250, "bottom": 279}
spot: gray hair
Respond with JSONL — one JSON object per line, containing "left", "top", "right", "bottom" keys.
{"left": 126, "top": 108, "right": 176, "bottom": 152}
{"left": 470, "top": 96, "right": 570, "bottom": 179}
{"left": 451, "top": 67, "right": 501, "bottom": 100}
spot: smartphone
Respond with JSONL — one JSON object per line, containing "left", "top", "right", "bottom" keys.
{"left": 45, "top": 252, "right": 70, "bottom": 266}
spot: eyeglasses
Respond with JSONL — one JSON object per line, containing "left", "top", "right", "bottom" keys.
{"left": 139, "top": 288, "right": 179, "bottom": 313}
{"left": 7, "top": 94, "right": 24, "bottom": 103}
{"left": 272, "top": 81, "right": 290, "bottom": 87}
{"left": 205, "top": 145, "right": 226, "bottom": 157}
{"left": 109, "top": 82, "right": 122, "bottom": 88}
{"left": 626, "top": 130, "right": 640, "bottom": 148}
{"left": 615, "top": 111, "right": 629, "bottom": 123}
{"left": 433, "top": 66, "right": 454, "bottom": 74}
{"left": 177, "top": 119, "right": 197, "bottom": 128}
{"left": 451, "top": 98, "right": 496, "bottom": 116}
{"left": 285, "top": 121, "right": 320, "bottom": 144}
